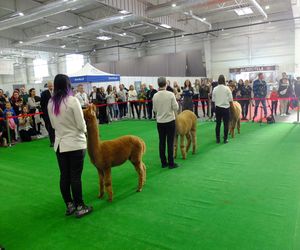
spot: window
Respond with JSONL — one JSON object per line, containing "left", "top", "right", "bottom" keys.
{"left": 33, "top": 59, "right": 49, "bottom": 80}
{"left": 66, "top": 54, "right": 84, "bottom": 74}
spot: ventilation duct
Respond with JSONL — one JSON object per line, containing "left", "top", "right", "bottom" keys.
{"left": 0, "top": 0, "right": 96, "bottom": 31}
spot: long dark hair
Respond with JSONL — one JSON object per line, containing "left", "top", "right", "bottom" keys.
{"left": 218, "top": 75, "right": 226, "bottom": 85}
{"left": 52, "top": 74, "right": 72, "bottom": 116}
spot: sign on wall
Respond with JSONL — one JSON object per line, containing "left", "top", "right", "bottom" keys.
{"left": 0, "top": 59, "right": 14, "bottom": 75}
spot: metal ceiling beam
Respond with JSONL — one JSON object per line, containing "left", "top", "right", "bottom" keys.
{"left": 14, "top": 14, "right": 137, "bottom": 46}
{"left": 102, "top": 0, "right": 197, "bottom": 33}
{"left": 249, "top": 0, "right": 268, "bottom": 19}
{"left": 184, "top": 10, "right": 212, "bottom": 29}
{"left": 146, "top": 0, "right": 233, "bottom": 18}
{"left": 0, "top": 0, "right": 96, "bottom": 31}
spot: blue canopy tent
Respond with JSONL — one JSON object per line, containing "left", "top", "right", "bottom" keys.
{"left": 69, "top": 63, "right": 120, "bottom": 93}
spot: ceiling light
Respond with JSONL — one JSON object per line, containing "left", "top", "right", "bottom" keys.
{"left": 203, "top": 18, "right": 206, "bottom": 21}
{"left": 160, "top": 24, "right": 172, "bottom": 29}
{"left": 119, "top": 10, "right": 130, "bottom": 14}
{"left": 172, "top": 3, "right": 177, "bottom": 7}
{"left": 265, "top": 5, "right": 270, "bottom": 10}
{"left": 18, "top": 12, "right": 24, "bottom": 16}
{"left": 19, "top": 41, "right": 23, "bottom": 44}
{"left": 97, "top": 36, "right": 112, "bottom": 41}
{"left": 60, "top": 45, "right": 66, "bottom": 48}
{"left": 155, "top": 27, "right": 159, "bottom": 30}
{"left": 46, "top": 34, "right": 50, "bottom": 37}
{"left": 120, "top": 16, "right": 124, "bottom": 20}
{"left": 234, "top": 7, "right": 253, "bottom": 16}
{"left": 56, "top": 25, "right": 71, "bottom": 30}
{"left": 78, "top": 26, "right": 83, "bottom": 29}
{"left": 120, "top": 32, "right": 127, "bottom": 36}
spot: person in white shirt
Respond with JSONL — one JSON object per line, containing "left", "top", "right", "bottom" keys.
{"left": 48, "top": 74, "right": 92, "bottom": 218}
{"left": 75, "top": 84, "right": 89, "bottom": 108}
{"left": 128, "top": 85, "right": 140, "bottom": 118}
{"left": 153, "top": 77, "right": 179, "bottom": 169}
{"left": 212, "top": 75, "right": 233, "bottom": 144}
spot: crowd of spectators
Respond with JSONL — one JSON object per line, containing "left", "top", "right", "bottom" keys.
{"left": 1, "top": 73, "right": 300, "bottom": 147}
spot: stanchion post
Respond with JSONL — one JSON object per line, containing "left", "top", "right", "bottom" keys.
{"left": 249, "top": 98, "right": 252, "bottom": 121}
{"left": 297, "top": 98, "right": 300, "bottom": 123}
{"left": 6, "top": 116, "right": 12, "bottom": 147}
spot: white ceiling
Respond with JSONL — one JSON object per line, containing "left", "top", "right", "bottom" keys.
{"left": 0, "top": 0, "right": 295, "bottom": 60}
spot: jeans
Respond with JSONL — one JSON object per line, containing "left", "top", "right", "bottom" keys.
{"left": 157, "top": 120, "right": 176, "bottom": 166}
{"left": 215, "top": 106, "right": 230, "bottom": 140}
{"left": 254, "top": 99, "right": 267, "bottom": 117}
{"left": 56, "top": 148, "right": 86, "bottom": 207}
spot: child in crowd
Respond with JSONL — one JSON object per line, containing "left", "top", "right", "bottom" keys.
{"left": 270, "top": 87, "right": 279, "bottom": 116}
{"left": 18, "top": 105, "right": 37, "bottom": 142}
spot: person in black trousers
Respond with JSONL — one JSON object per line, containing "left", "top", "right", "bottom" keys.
{"left": 212, "top": 75, "right": 233, "bottom": 144}
{"left": 48, "top": 74, "right": 92, "bottom": 218}
{"left": 41, "top": 81, "right": 55, "bottom": 147}
{"left": 153, "top": 77, "right": 179, "bottom": 169}
{"left": 146, "top": 84, "right": 157, "bottom": 119}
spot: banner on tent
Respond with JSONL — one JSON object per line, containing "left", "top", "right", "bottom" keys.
{"left": 70, "top": 75, "right": 120, "bottom": 83}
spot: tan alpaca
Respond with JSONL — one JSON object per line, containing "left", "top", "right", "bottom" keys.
{"left": 174, "top": 110, "right": 197, "bottom": 159}
{"left": 83, "top": 104, "right": 146, "bottom": 202}
{"left": 229, "top": 101, "right": 242, "bottom": 138}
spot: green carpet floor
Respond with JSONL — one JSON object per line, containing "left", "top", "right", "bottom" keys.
{"left": 1, "top": 121, "right": 300, "bottom": 250}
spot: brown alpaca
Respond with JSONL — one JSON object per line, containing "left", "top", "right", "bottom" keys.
{"left": 229, "top": 101, "right": 242, "bottom": 138}
{"left": 83, "top": 104, "right": 146, "bottom": 202}
{"left": 174, "top": 110, "right": 197, "bottom": 159}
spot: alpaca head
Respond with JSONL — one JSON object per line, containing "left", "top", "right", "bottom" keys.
{"left": 83, "top": 104, "right": 97, "bottom": 124}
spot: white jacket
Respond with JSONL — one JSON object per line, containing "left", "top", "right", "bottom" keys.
{"left": 48, "top": 96, "right": 87, "bottom": 153}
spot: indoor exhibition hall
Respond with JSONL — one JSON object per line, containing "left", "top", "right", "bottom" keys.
{"left": 1, "top": 0, "right": 300, "bottom": 249}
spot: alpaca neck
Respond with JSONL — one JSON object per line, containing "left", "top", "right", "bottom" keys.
{"left": 86, "top": 117, "right": 101, "bottom": 162}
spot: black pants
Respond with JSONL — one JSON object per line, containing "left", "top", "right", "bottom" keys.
{"left": 43, "top": 115, "right": 55, "bottom": 144}
{"left": 118, "top": 102, "right": 127, "bottom": 118}
{"left": 98, "top": 105, "right": 108, "bottom": 124}
{"left": 215, "top": 106, "right": 230, "bottom": 141}
{"left": 210, "top": 101, "right": 216, "bottom": 118}
{"left": 19, "top": 128, "right": 36, "bottom": 142}
{"left": 272, "top": 101, "right": 278, "bottom": 115}
{"left": 201, "top": 100, "right": 209, "bottom": 117}
{"left": 56, "top": 148, "right": 86, "bottom": 207}
{"left": 139, "top": 101, "right": 147, "bottom": 118}
{"left": 157, "top": 120, "right": 175, "bottom": 166}
{"left": 147, "top": 102, "right": 153, "bottom": 119}
{"left": 130, "top": 102, "right": 139, "bottom": 118}
{"left": 241, "top": 100, "right": 250, "bottom": 118}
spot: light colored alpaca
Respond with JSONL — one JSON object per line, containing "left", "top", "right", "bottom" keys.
{"left": 83, "top": 104, "right": 146, "bottom": 202}
{"left": 229, "top": 101, "right": 242, "bottom": 138}
{"left": 174, "top": 110, "right": 197, "bottom": 159}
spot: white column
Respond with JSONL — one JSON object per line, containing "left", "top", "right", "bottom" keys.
{"left": 204, "top": 39, "right": 212, "bottom": 78}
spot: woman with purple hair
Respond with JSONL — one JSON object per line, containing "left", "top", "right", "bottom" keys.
{"left": 48, "top": 74, "right": 92, "bottom": 218}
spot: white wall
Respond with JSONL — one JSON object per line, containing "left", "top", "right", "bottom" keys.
{"left": 210, "top": 20, "right": 295, "bottom": 79}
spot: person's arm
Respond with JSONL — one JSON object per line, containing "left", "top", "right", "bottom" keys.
{"left": 171, "top": 94, "right": 179, "bottom": 112}
{"left": 152, "top": 96, "right": 157, "bottom": 113}
{"left": 72, "top": 98, "right": 87, "bottom": 133}
{"left": 47, "top": 102, "right": 56, "bottom": 130}
{"left": 228, "top": 88, "right": 234, "bottom": 108}
{"left": 212, "top": 88, "right": 216, "bottom": 102}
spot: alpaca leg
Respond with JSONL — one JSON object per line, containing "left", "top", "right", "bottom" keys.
{"left": 237, "top": 119, "right": 241, "bottom": 134}
{"left": 231, "top": 124, "right": 235, "bottom": 138}
{"left": 104, "top": 168, "right": 113, "bottom": 202}
{"left": 142, "top": 162, "right": 146, "bottom": 185}
{"left": 98, "top": 169, "right": 104, "bottom": 199}
{"left": 180, "top": 134, "right": 186, "bottom": 159}
{"left": 191, "top": 128, "right": 197, "bottom": 154}
{"left": 174, "top": 133, "right": 178, "bottom": 159}
{"left": 133, "top": 161, "right": 144, "bottom": 192}
{"left": 186, "top": 133, "right": 191, "bottom": 153}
